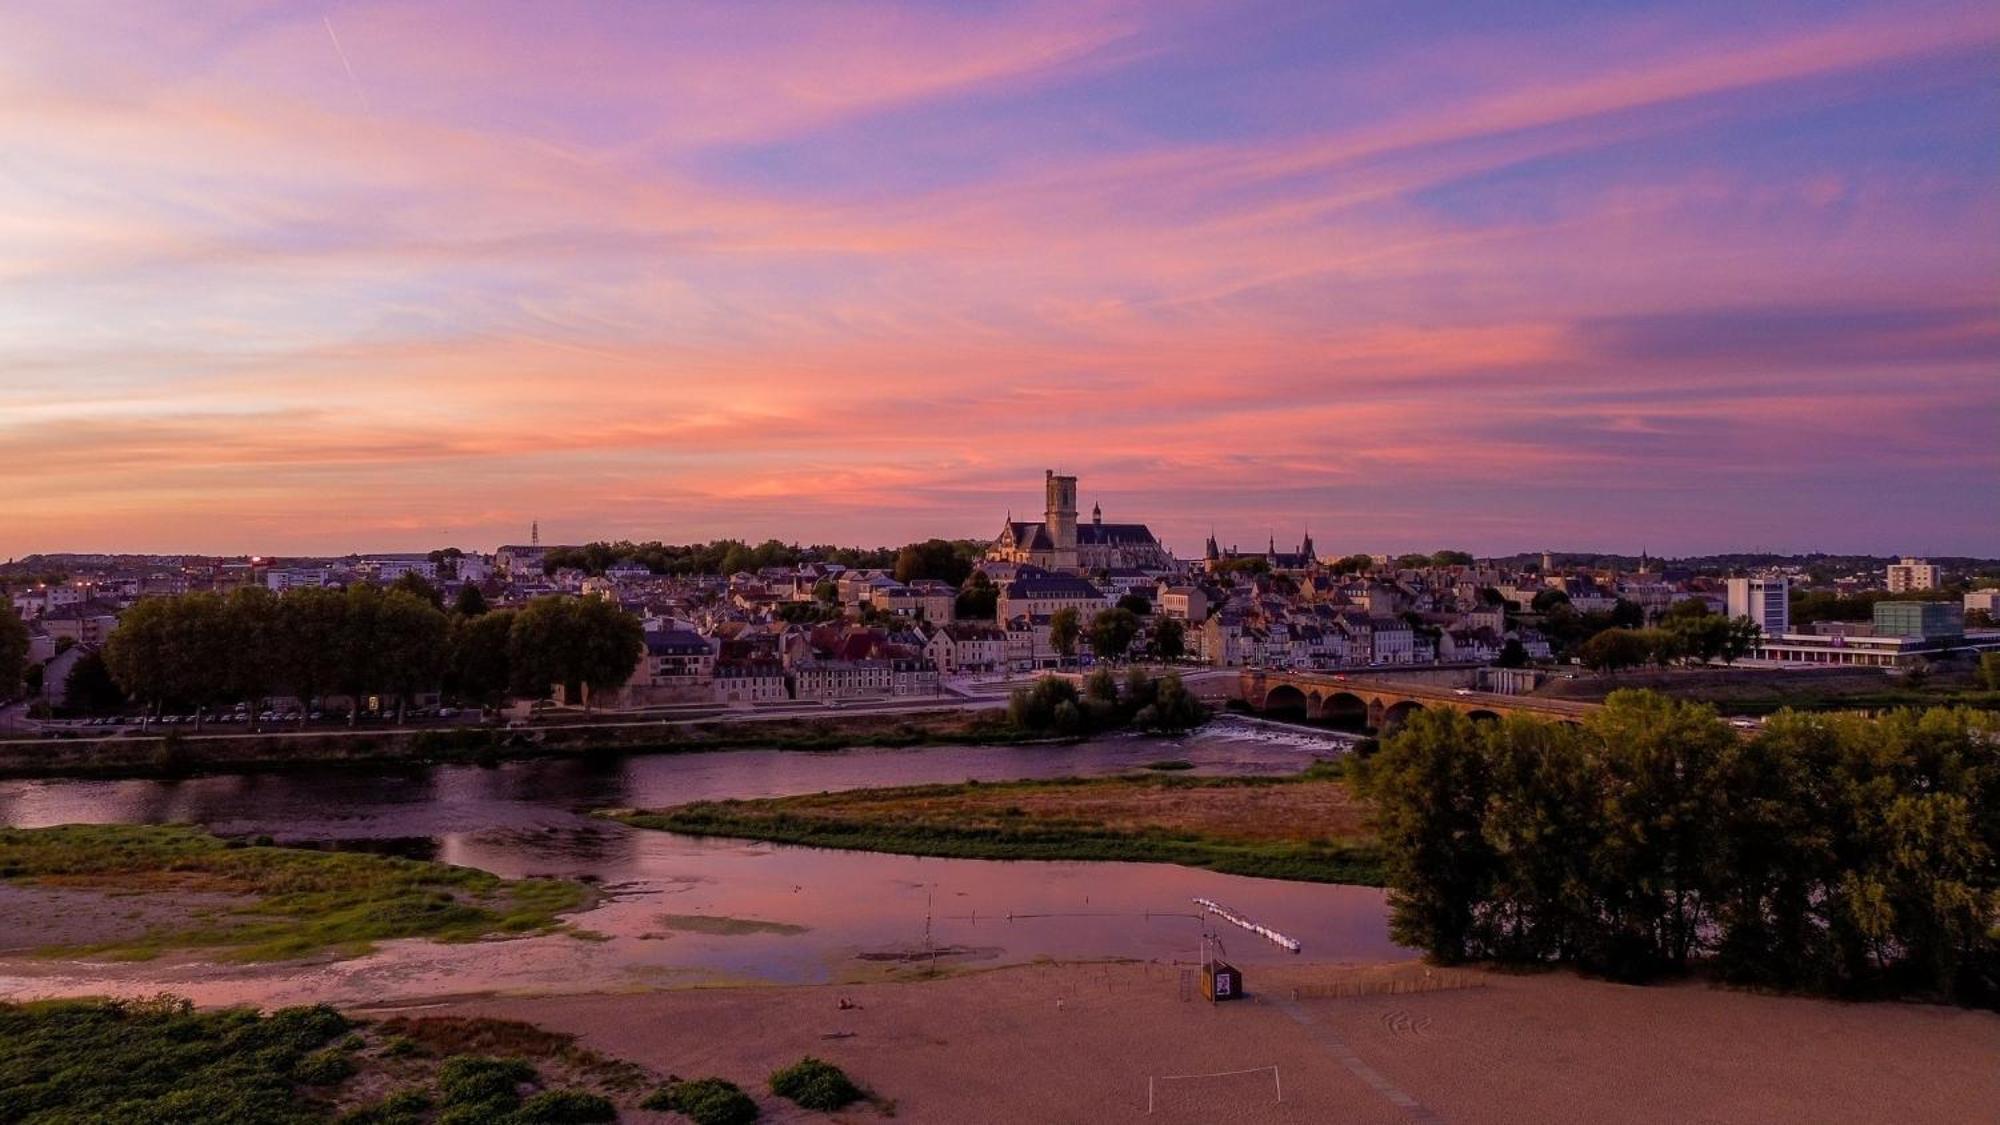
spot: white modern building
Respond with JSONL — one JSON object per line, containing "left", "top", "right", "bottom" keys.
{"left": 1726, "top": 575, "right": 1790, "bottom": 638}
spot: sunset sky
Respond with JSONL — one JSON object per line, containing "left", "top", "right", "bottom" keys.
{"left": 4, "top": 0, "right": 1996, "bottom": 559}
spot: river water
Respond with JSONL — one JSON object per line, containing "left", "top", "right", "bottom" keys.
{"left": 0, "top": 717, "right": 1401, "bottom": 1006}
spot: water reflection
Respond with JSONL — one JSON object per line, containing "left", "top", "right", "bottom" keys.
{"left": 0, "top": 719, "right": 1399, "bottom": 1004}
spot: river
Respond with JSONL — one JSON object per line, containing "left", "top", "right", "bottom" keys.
{"left": 0, "top": 716, "right": 1402, "bottom": 1006}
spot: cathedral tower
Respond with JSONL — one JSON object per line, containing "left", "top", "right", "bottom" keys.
{"left": 1044, "top": 470, "right": 1078, "bottom": 570}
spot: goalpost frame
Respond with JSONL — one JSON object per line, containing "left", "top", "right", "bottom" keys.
{"left": 1146, "top": 1064, "right": 1282, "bottom": 1115}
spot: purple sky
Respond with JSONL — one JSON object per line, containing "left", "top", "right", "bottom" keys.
{"left": 3, "top": 0, "right": 1996, "bottom": 558}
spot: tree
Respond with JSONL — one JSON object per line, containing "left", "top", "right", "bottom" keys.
{"left": 1115, "top": 593, "right": 1152, "bottom": 617}
{"left": 222, "top": 587, "right": 280, "bottom": 729}
{"left": 1584, "top": 691, "right": 1732, "bottom": 977}
{"left": 1495, "top": 638, "right": 1528, "bottom": 668}
{"left": 1981, "top": 652, "right": 2000, "bottom": 692}
{"left": 1719, "top": 616, "right": 1761, "bottom": 665}
{"left": 506, "top": 596, "right": 642, "bottom": 710}
{"left": 447, "top": 608, "right": 516, "bottom": 712}
{"left": 813, "top": 580, "right": 840, "bottom": 605}
{"left": 61, "top": 650, "right": 126, "bottom": 715}
{"left": 954, "top": 573, "right": 996, "bottom": 620}
{"left": 452, "top": 584, "right": 489, "bottom": 617}
{"left": 1431, "top": 550, "right": 1475, "bottom": 568}
{"left": 1152, "top": 617, "right": 1186, "bottom": 662}
{"left": 389, "top": 572, "right": 444, "bottom": 610}
{"left": 1049, "top": 608, "right": 1081, "bottom": 666}
{"left": 892, "top": 539, "right": 974, "bottom": 586}
{"left": 1479, "top": 717, "right": 1604, "bottom": 962}
{"left": 1609, "top": 598, "right": 1645, "bottom": 630}
{"left": 1577, "top": 628, "right": 1650, "bottom": 674}
{"left": 1146, "top": 672, "right": 1206, "bottom": 733}
{"left": 374, "top": 590, "right": 449, "bottom": 722}
{"left": 0, "top": 610, "right": 28, "bottom": 700}
{"left": 1530, "top": 588, "right": 1571, "bottom": 615}
{"left": 275, "top": 586, "right": 347, "bottom": 728}
{"left": 1331, "top": 554, "right": 1373, "bottom": 576}
{"left": 569, "top": 596, "right": 645, "bottom": 710}
{"left": 1088, "top": 608, "right": 1140, "bottom": 664}
{"left": 1367, "top": 708, "right": 1495, "bottom": 962}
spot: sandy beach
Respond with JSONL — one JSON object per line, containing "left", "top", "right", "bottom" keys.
{"left": 395, "top": 959, "right": 2000, "bottom": 1124}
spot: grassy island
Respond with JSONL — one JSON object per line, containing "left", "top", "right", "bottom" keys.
{"left": 611, "top": 768, "right": 1384, "bottom": 885}
{"left": 0, "top": 824, "right": 592, "bottom": 962}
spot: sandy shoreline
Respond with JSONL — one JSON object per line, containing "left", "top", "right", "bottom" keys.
{"left": 379, "top": 959, "right": 1999, "bottom": 1125}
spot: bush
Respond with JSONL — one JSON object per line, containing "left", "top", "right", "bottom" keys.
{"left": 511, "top": 1088, "right": 617, "bottom": 1123}
{"left": 336, "top": 1087, "right": 431, "bottom": 1125}
{"left": 293, "top": 1045, "right": 357, "bottom": 1085}
{"left": 436, "top": 1055, "right": 538, "bottom": 1107}
{"left": 769, "top": 1056, "right": 862, "bottom": 1111}
{"left": 642, "top": 1076, "right": 759, "bottom": 1125}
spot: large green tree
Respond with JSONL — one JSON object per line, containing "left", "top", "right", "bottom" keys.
{"left": 0, "top": 610, "right": 28, "bottom": 700}
{"left": 1088, "top": 608, "right": 1140, "bottom": 664}
{"left": 275, "top": 586, "right": 348, "bottom": 728}
{"left": 1048, "top": 608, "right": 1081, "bottom": 666}
{"left": 446, "top": 608, "right": 516, "bottom": 712}
{"left": 1368, "top": 708, "right": 1496, "bottom": 962}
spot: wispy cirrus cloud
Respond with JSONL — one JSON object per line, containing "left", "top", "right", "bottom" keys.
{"left": 1, "top": 0, "right": 1994, "bottom": 556}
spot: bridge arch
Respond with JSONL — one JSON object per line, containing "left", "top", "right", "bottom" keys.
{"left": 1263, "top": 684, "right": 1310, "bottom": 719}
{"left": 1319, "top": 691, "right": 1369, "bottom": 731}
{"left": 1467, "top": 709, "right": 1500, "bottom": 723}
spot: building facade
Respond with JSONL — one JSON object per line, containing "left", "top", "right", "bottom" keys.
{"left": 1726, "top": 576, "right": 1790, "bottom": 638}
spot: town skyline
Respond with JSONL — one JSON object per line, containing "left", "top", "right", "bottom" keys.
{"left": 6, "top": 0, "right": 1998, "bottom": 560}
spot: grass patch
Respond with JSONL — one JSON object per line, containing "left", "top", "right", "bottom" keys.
{"left": 655, "top": 913, "right": 810, "bottom": 937}
{"left": 0, "top": 824, "right": 591, "bottom": 961}
{"left": 612, "top": 772, "right": 1384, "bottom": 886}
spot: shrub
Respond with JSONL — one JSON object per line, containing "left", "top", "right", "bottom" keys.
{"left": 769, "top": 1056, "right": 862, "bottom": 1111}
{"left": 511, "top": 1088, "right": 618, "bottom": 1123}
{"left": 642, "top": 1076, "right": 759, "bottom": 1125}
{"left": 436, "top": 1054, "right": 538, "bottom": 1107}
{"left": 293, "top": 1045, "right": 358, "bottom": 1085}
{"left": 335, "top": 1087, "right": 431, "bottom": 1125}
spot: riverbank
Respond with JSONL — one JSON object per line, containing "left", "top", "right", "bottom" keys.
{"left": 612, "top": 768, "right": 1385, "bottom": 885}
{"left": 418, "top": 958, "right": 2000, "bottom": 1125}
{"left": 0, "top": 705, "right": 1043, "bottom": 781}
{"left": 0, "top": 824, "right": 593, "bottom": 962}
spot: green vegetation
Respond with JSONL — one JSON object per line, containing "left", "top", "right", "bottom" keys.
{"left": 0, "top": 995, "right": 352, "bottom": 1123}
{"left": 99, "top": 588, "right": 644, "bottom": 727}
{"left": 769, "top": 1056, "right": 862, "bottom": 1111}
{"left": 1007, "top": 669, "right": 1207, "bottom": 736}
{"left": 0, "top": 998, "right": 641, "bottom": 1124}
{"left": 614, "top": 771, "right": 1383, "bottom": 884}
{"left": 642, "top": 1077, "right": 759, "bottom": 1125}
{"left": 0, "top": 608, "right": 27, "bottom": 700}
{"left": 1364, "top": 692, "right": 2000, "bottom": 1005}
{"left": 0, "top": 824, "right": 590, "bottom": 961}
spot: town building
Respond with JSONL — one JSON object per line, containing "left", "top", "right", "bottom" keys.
{"left": 1726, "top": 575, "right": 1790, "bottom": 638}
{"left": 1886, "top": 557, "right": 1941, "bottom": 593}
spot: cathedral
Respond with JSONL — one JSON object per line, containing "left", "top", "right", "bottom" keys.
{"left": 988, "top": 471, "right": 1173, "bottom": 572}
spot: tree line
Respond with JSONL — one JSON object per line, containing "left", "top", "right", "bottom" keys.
{"left": 1007, "top": 669, "right": 1207, "bottom": 735}
{"left": 1573, "top": 600, "right": 1762, "bottom": 673}
{"left": 100, "top": 588, "right": 643, "bottom": 727}
{"left": 538, "top": 539, "right": 909, "bottom": 578}
{"left": 1365, "top": 692, "right": 1999, "bottom": 1006}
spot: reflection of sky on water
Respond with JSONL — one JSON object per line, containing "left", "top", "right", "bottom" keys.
{"left": 0, "top": 723, "right": 1396, "bottom": 1005}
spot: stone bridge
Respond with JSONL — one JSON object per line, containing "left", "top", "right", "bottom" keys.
{"left": 1237, "top": 668, "right": 1600, "bottom": 734}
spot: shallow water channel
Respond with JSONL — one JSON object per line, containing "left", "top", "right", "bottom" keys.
{"left": 0, "top": 717, "right": 1402, "bottom": 1006}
